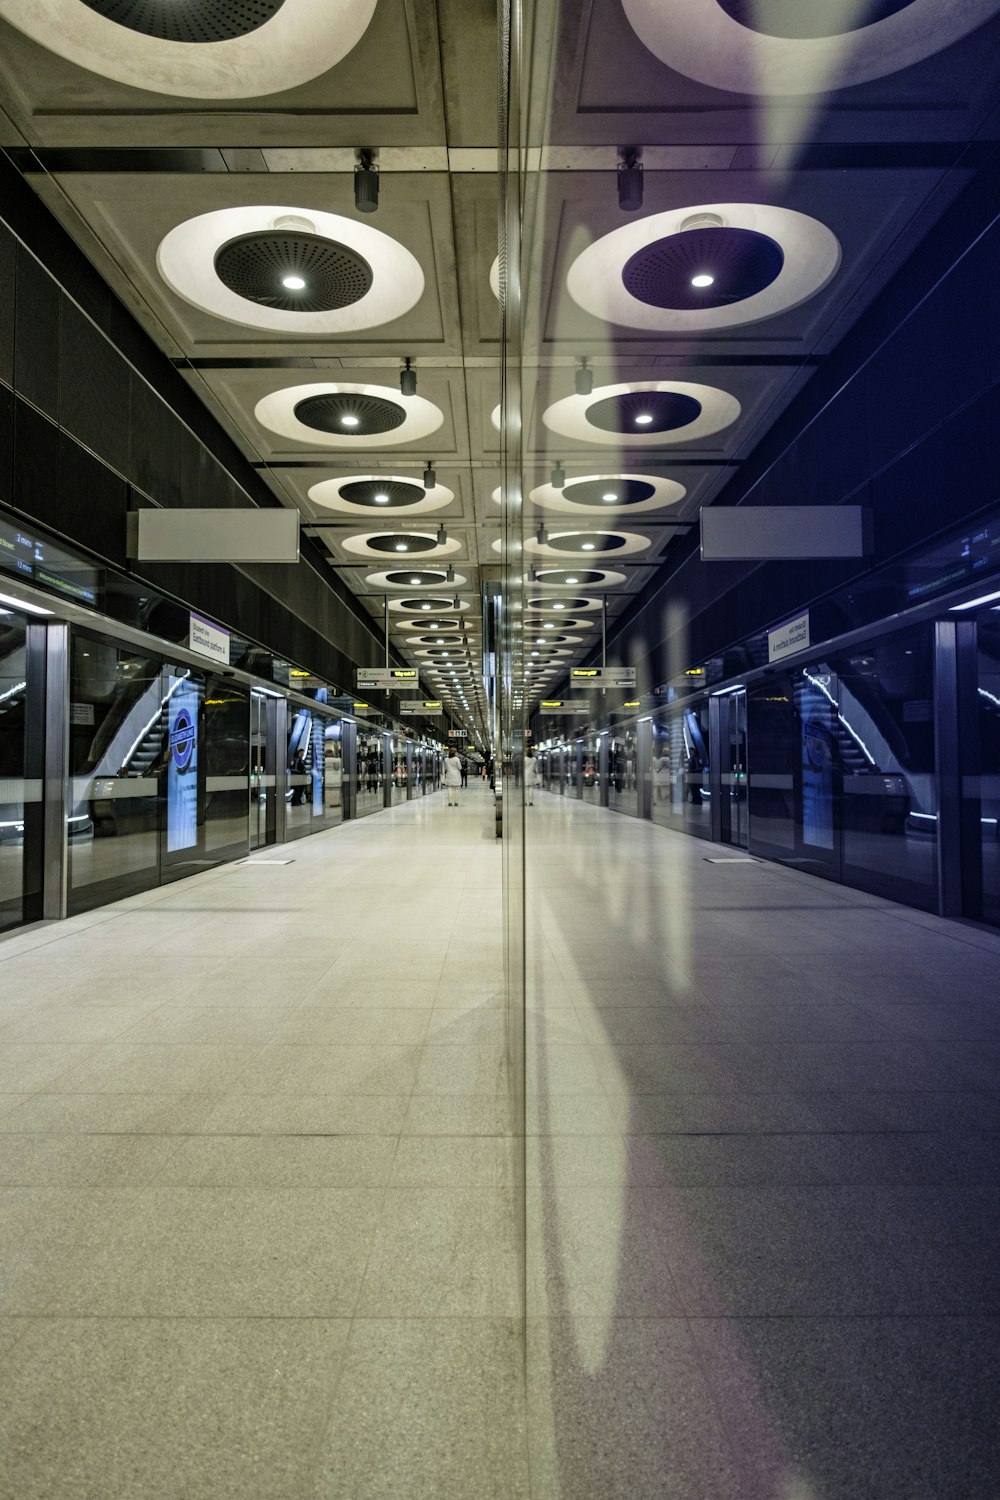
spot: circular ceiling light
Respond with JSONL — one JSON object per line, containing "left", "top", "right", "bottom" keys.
{"left": 308, "top": 474, "right": 453, "bottom": 516}
{"left": 390, "top": 598, "right": 469, "bottom": 614}
{"left": 620, "top": 0, "right": 999, "bottom": 95}
{"left": 255, "top": 382, "right": 443, "bottom": 450}
{"left": 366, "top": 570, "right": 468, "bottom": 591}
{"left": 157, "top": 207, "right": 422, "bottom": 333}
{"left": 568, "top": 204, "right": 840, "bottom": 331}
{"left": 623, "top": 227, "right": 784, "bottom": 311}
{"left": 343, "top": 530, "right": 460, "bottom": 561}
{"left": 524, "top": 531, "right": 651, "bottom": 561}
{"left": 543, "top": 381, "right": 739, "bottom": 447}
{"left": 214, "top": 230, "right": 373, "bottom": 314}
{"left": 528, "top": 473, "right": 686, "bottom": 516}
{"left": 295, "top": 393, "right": 406, "bottom": 437}
{"left": 0, "top": 0, "right": 378, "bottom": 97}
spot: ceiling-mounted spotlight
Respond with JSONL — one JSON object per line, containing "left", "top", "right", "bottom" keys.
{"left": 617, "top": 147, "right": 643, "bottom": 212}
{"left": 423, "top": 461, "right": 436, "bottom": 490}
{"left": 536, "top": 522, "right": 549, "bottom": 546}
{"left": 551, "top": 462, "right": 566, "bottom": 490}
{"left": 436, "top": 522, "right": 448, "bottom": 546}
{"left": 400, "top": 357, "right": 417, "bottom": 397}
{"left": 452, "top": 594, "right": 461, "bottom": 610}
{"left": 575, "top": 358, "right": 593, "bottom": 397}
{"left": 354, "top": 148, "right": 379, "bottom": 214}
{"left": 445, "top": 564, "right": 455, "bottom": 583}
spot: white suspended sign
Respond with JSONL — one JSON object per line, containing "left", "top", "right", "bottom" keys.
{"left": 571, "top": 667, "right": 637, "bottom": 687}
{"left": 768, "top": 611, "right": 811, "bottom": 663}
{"left": 188, "top": 612, "right": 231, "bottom": 665}
{"left": 356, "top": 667, "right": 419, "bottom": 689}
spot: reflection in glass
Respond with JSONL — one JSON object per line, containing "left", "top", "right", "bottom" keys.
{"left": 0, "top": 608, "right": 28, "bottom": 930}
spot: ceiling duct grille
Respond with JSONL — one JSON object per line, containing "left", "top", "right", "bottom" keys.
{"left": 80, "top": 0, "right": 287, "bottom": 44}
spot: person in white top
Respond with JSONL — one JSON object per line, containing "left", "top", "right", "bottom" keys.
{"left": 443, "top": 750, "right": 463, "bottom": 805}
{"left": 523, "top": 750, "right": 538, "bottom": 806}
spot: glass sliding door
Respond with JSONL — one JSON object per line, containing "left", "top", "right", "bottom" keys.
{"left": 354, "top": 728, "right": 385, "bottom": 818}
{"left": 203, "top": 679, "right": 250, "bottom": 861}
{"left": 68, "top": 632, "right": 164, "bottom": 912}
{"left": 249, "top": 689, "right": 275, "bottom": 850}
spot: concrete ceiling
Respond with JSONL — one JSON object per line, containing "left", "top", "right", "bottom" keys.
{"left": 1, "top": 0, "right": 999, "bottom": 727}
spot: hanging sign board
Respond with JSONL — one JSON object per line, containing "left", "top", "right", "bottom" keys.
{"left": 768, "top": 611, "right": 811, "bottom": 663}
{"left": 401, "top": 701, "right": 444, "bottom": 716}
{"left": 356, "top": 667, "right": 419, "bottom": 690}
{"left": 448, "top": 729, "right": 469, "bottom": 738}
{"left": 571, "top": 667, "right": 636, "bottom": 687}
{"left": 540, "top": 699, "right": 590, "bottom": 716}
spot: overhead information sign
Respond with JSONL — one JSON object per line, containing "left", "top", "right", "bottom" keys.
{"left": 540, "top": 699, "right": 591, "bottom": 716}
{"left": 448, "top": 729, "right": 469, "bottom": 738}
{"left": 356, "top": 667, "right": 419, "bottom": 690}
{"left": 401, "top": 701, "right": 444, "bottom": 716}
{"left": 571, "top": 667, "right": 637, "bottom": 687}
{"left": 188, "top": 612, "right": 230, "bottom": 666}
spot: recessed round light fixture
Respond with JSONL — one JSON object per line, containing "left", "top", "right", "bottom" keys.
{"left": 374, "top": 492, "right": 389, "bottom": 504}
{"left": 620, "top": 0, "right": 1000, "bottom": 95}
{"left": 566, "top": 203, "right": 840, "bottom": 330}
{"left": 581, "top": 543, "right": 596, "bottom": 551}
{"left": 566, "top": 576, "right": 580, "bottom": 584}
{"left": 159, "top": 207, "right": 421, "bottom": 332}
{"left": 602, "top": 492, "right": 618, "bottom": 503}
{"left": 281, "top": 274, "right": 307, "bottom": 291}
{"left": 543, "top": 381, "right": 739, "bottom": 446}
{"left": 255, "top": 382, "right": 443, "bottom": 450}
{"left": 395, "top": 543, "right": 408, "bottom": 552}
{"left": 5, "top": 0, "right": 379, "bottom": 99}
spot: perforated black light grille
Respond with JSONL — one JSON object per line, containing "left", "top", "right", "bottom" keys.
{"left": 339, "top": 480, "right": 426, "bottom": 509}
{"left": 717, "top": 0, "right": 914, "bottom": 39}
{"left": 562, "top": 478, "right": 656, "bottom": 506}
{"left": 585, "top": 391, "right": 701, "bottom": 435}
{"left": 623, "top": 227, "right": 784, "bottom": 311}
{"left": 367, "top": 535, "right": 436, "bottom": 555}
{"left": 545, "top": 534, "right": 626, "bottom": 554}
{"left": 294, "top": 394, "right": 407, "bottom": 436}
{"left": 80, "top": 0, "right": 286, "bottom": 44}
{"left": 214, "top": 232, "right": 372, "bottom": 313}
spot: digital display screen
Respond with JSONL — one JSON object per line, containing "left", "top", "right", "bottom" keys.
{"left": 0, "top": 518, "right": 99, "bottom": 606}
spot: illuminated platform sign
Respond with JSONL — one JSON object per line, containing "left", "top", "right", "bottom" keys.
{"left": 448, "top": 729, "right": 469, "bottom": 738}
{"left": 401, "top": 701, "right": 444, "bottom": 716}
{"left": 571, "top": 667, "right": 636, "bottom": 687}
{"left": 356, "top": 667, "right": 419, "bottom": 690}
{"left": 540, "top": 699, "right": 590, "bottom": 716}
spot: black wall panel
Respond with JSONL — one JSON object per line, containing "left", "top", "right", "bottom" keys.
{"left": 0, "top": 226, "right": 14, "bottom": 389}
{"left": 127, "top": 373, "right": 183, "bottom": 506}
{"left": 59, "top": 298, "right": 131, "bottom": 477}
{"left": 0, "top": 384, "right": 13, "bottom": 511}
{"left": 13, "top": 248, "right": 60, "bottom": 419}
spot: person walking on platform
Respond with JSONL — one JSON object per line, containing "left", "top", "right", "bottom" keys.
{"left": 444, "top": 748, "right": 463, "bottom": 806}
{"left": 460, "top": 756, "right": 469, "bottom": 788}
{"left": 523, "top": 748, "right": 538, "bottom": 806}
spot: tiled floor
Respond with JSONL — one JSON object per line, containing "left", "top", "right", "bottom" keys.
{"left": 2, "top": 783, "right": 1000, "bottom": 1498}
{"left": 0, "top": 783, "right": 526, "bottom": 1500}
{"left": 524, "top": 792, "right": 1000, "bottom": 1500}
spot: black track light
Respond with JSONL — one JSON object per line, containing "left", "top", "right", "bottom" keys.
{"left": 536, "top": 522, "right": 548, "bottom": 546}
{"left": 400, "top": 357, "right": 417, "bottom": 397}
{"left": 445, "top": 564, "right": 455, "bottom": 582}
{"left": 436, "top": 522, "right": 448, "bottom": 545}
{"left": 423, "top": 461, "right": 436, "bottom": 490}
{"left": 551, "top": 462, "right": 566, "bottom": 490}
{"left": 354, "top": 149, "right": 379, "bottom": 214}
{"left": 617, "top": 147, "right": 643, "bottom": 212}
{"left": 452, "top": 594, "right": 461, "bottom": 610}
{"left": 575, "top": 358, "right": 593, "bottom": 397}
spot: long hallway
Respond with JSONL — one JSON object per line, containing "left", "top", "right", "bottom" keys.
{"left": 2, "top": 784, "right": 1000, "bottom": 1497}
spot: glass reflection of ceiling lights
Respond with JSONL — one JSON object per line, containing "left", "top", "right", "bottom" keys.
{"left": 0, "top": 0, "right": 378, "bottom": 97}
{"left": 543, "top": 381, "right": 740, "bottom": 446}
{"left": 527, "top": 473, "right": 686, "bottom": 515}
{"left": 620, "top": 0, "right": 1000, "bottom": 94}
{"left": 523, "top": 531, "right": 652, "bottom": 561}
{"left": 255, "top": 382, "right": 443, "bottom": 449}
{"left": 365, "top": 570, "right": 468, "bottom": 591}
{"left": 567, "top": 205, "right": 840, "bottom": 332}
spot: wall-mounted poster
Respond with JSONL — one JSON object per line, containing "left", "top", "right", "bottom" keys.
{"left": 167, "top": 675, "right": 199, "bottom": 852}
